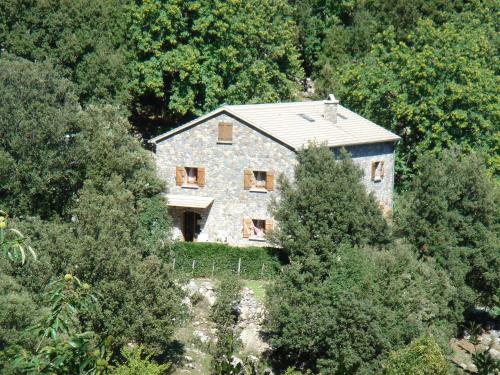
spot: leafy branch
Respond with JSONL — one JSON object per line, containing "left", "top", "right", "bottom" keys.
{"left": 0, "top": 210, "right": 36, "bottom": 264}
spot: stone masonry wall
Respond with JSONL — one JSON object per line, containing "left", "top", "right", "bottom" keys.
{"left": 155, "top": 112, "right": 296, "bottom": 246}
{"left": 340, "top": 142, "right": 396, "bottom": 217}
{"left": 155, "top": 112, "right": 396, "bottom": 246}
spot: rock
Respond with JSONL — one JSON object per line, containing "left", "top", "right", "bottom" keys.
{"left": 489, "top": 348, "right": 500, "bottom": 359}
{"left": 194, "top": 330, "right": 210, "bottom": 344}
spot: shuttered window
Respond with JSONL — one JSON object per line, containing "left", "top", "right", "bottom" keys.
{"left": 218, "top": 122, "right": 233, "bottom": 142}
{"left": 244, "top": 169, "right": 275, "bottom": 191}
{"left": 176, "top": 166, "right": 205, "bottom": 187}
{"left": 242, "top": 217, "right": 274, "bottom": 239}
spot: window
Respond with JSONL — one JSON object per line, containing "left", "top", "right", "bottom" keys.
{"left": 253, "top": 171, "right": 267, "bottom": 188}
{"left": 371, "top": 161, "right": 385, "bottom": 182}
{"left": 244, "top": 169, "right": 274, "bottom": 191}
{"left": 176, "top": 166, "right": 205, "bottom": 187}
{"left": 242, "top": 217, "right": 273, "bottom": 239}
{"left": 218, "top": 121, "right": 233, "bottom": 143}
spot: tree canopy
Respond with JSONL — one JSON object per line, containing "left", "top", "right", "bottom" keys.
{"left": 317, "top": 8, "right": 499, "bottom": 182}
{"left": 128, "top": 0, "right": 303, "bottom": 128}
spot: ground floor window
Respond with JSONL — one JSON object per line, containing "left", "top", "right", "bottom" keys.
{"left": 242, "top": 217, "right": 273, "bottom": 239}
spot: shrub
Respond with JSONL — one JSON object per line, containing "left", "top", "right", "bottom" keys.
{"left": 211, "top": 275, "right": 242, "bottom": 374}
{"left": 170, "top": 242, "right": 287, "bottom": 280}
{"left": 112, "top": 345, "right": 170, "bottom": 375}
{"left": 270, "top": 144, "right": 390, "bottom": 264}
{"left": 396, "top": 148, "right": 500, "bottom": 309}
{"left": 382, "top": 335, "right": 451, "bottom": 375}
{"left": 266, "top": 245, "right": 456, "bottom": 373}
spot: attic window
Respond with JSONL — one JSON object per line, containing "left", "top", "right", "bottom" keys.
{"left": 298, "top": 113, "right": 315, "bottom": 122}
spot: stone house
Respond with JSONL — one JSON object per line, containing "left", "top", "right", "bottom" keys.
{"left": 150, "top": 95, "right": 400, "bottom": 246}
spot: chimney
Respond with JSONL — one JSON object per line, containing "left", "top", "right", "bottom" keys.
{"left": 324, "top": 94, "right": 339, "bottom": 123}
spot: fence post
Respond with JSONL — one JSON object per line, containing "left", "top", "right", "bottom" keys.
{"left": 172, "top": 257, "right": 176, "bottom": 270}
{"left": 261, "top": 263, "right": 265, "bottom": 279}
{"left": 237, "top": 258, "right": 241, "bottom": 278}
{"left": 211, "top": 261, "right": 215, "bottom": 278}
{"left": 192, "top": 260, "right": 196, "bottom": 276}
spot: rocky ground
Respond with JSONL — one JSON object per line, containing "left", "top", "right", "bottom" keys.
{"left": 173, "top": 278, "right": 268, "bottom": 374}
{"left": 451, "top": 329, "right": 500, "bottom": 373}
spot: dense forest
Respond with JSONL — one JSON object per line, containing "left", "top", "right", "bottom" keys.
{"left": 0, "top": 0, "right": 498, "bottom": 374}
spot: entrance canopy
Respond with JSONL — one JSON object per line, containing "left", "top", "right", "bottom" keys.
{"left": 166, "top": 194, "right": 214, "bottom": 209}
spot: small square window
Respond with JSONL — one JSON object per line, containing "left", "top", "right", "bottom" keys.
{"left": 242, "top": 217, "right": 273, "bottom": 239}
{"left": 185, "top": 167, "right": 198, "bottom": 184}
{"left": 218, "top": 122, "right": 233, "bottom": 143}
{"left": 176, "top": 166, "right": 205, "bottom": 187}
{"left": 253, "top": 171, "right": 267, "bottom": 189}
{"left": 371, "top": 161, "right": 385, "bottom": 182}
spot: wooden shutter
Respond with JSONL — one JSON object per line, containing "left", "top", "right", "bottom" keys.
{"left": 266, "top": 170, "right": 275, "bottom": 191}
{"left": 371, "top": 162, "right": 377, "bottom": 181}
{"left": 197, "top": 167, "right": 205, "bottom": 187}
{"left": 218, "top": 122, "right": 233, "bottom": 142}
{"left": 242, "top": 217, "right": 252, "bottom": 238}
{"left": 265, "top": 219, "right": 274, "bottom": 234}
{"left": 243, "top": 169, "right": 253, "bottom": 189}
{"left": 176, "top": 166, "right": 184, "bottom": 186}
{"left": 380, "top": 161, "right": 385, "bottom": 179}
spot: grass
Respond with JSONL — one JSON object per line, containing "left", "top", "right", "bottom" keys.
{"left": 242, "top": 279, "right": 268, "bottom": 303}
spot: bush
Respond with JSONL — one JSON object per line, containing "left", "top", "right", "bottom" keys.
{"left": 170, "top": 242, "right": 287, "bottom": 279}
{"left": 112, "top": 345, "right": 170, "bottom": 375}
{"left": 270, "top": 144, "right": 390, "bottom": 264}
{"left": 266, "top": 245, "right": 456, "bottom": 373}
{"left": 396, "top": 148, "right": 500, "bottom": 309}
{"left": 211, "top": 275, "right": 242, "bottom": 374}
{"left": 382, "top": 335, "right": 451, "bottom": 375}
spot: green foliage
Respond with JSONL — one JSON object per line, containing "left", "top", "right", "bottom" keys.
{"left": 211, "top": 275, "right": 242, "bottom": 375}
{"left": 0, "top": 211, "right": 36, "bottom": 264}
{"left": 112, "top": 345, "right": 170, "bottom": 375}
{"left": 320, "top": 9, "right": 499, "bottom": 182}
{"left": 270, "top": 144, "right": 390, "bottom": 263}
{"left": 0, "top": 56, "right": 184, "bottom": 359}
{"left": 171, "top": 242, "right": 287, "bottom": 279}
{"left": 129, "top": 0, "right": 303, "bottom": 125}
{"left": 0, "top": 0, "right": 131, "bottom": 105}
{"left": 12, "top": 275, "right": 110, "bottom": 375}
{"left": 266, "top": 245, "right": 455, "bottom": 373}
{"left": 382, "top": 335, "right": 451, "bottom": 375}
{"left": 0, "top": 274, "right": 39, "bottom": 374}
{"left": 397, "top": 149, "right": 500, "bottom": 308}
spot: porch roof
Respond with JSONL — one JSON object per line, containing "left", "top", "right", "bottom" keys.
{"left": 166, "top": 194, "right": 214, "bottom": 209}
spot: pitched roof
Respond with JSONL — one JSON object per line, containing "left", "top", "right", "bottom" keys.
{"left": 150, "top": 100, "right": 400, "bottom": 150}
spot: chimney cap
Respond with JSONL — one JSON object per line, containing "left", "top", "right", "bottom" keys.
{"left": 325, "top": 94, "right": 339, "bottom": 104}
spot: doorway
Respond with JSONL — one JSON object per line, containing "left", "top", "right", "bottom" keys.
{"left": 183, "top": 211, "right": 201, "bottom": 242}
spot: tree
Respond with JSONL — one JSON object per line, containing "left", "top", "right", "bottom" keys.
{"left": 266, "top": 245, "right": 455, "bottom": 373}
{"left": 12, "top": 275, "right": 110, "bottom": 375}
{"left": 318, "top": 8, "right": 499, "bottom": 182}
{"left": 0, "top": 0, "right": 131, "bottom": 105}
{"left": 0, "top": 56, "right": 184, "bottom": 359}
{"left": 270, "top": 144, "right": 390, "bottom": 264}
{"left": 396, "top": 148, "right": 500, "bottom": 309}
{"left": 382, "top": 335, "right": 451, "bottom": 375}
{"left": 128, "top": 0, "right": 303, "bottom": 130}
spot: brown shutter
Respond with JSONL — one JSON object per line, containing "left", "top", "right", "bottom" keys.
{"left": 371, "top": 162, "right": 376, "bottom": 181}
{"left": 242, "top": 217, "right": 252, "bottom": 238}
{"left": 380, "top": 161, "right": 385, "bottom": 179}
{"left": 243, "top": 169, "right": 253, "bottom": 189}
{"left": 197, "top": 167, "right": 205, "bottom": 187}
{"left": 266, "top": 170, "right": 275, "bottom": 191}
{"left": 176, "top": 166, "right": 184, "bottom": 186}
{"left": 218, "top": 122, "right": 233, "bottom": 142}
{"left": 265, "top": 219, "right": 274, "bottom": 234}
